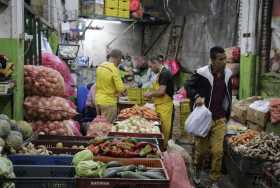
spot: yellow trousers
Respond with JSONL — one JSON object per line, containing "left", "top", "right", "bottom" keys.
{"left": 96, "top": 105, "right": 117, "bottom": 123}
{"left": 156, "top": 101, "right": 173, "bottom": 147}
{"left": 194, "top": 118, "right": 226, "bottom": 181}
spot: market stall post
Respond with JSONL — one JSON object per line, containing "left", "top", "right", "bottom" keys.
{"left": 0, "top": 0, "right": 24, "bottom": 120}
{"left": 239, "top": 0, "right": 258, "bottom": 99}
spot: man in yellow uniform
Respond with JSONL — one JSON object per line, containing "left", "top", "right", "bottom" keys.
{"left": 95, "top": 49, "right": 126, "bottom": 122}
{"left": 144, "top": 56, "right": 174, "bottom": 146}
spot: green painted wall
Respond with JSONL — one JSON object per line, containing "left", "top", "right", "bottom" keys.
{"left": 0, "top": 38, "right": 24, "bottom": 120}
{"left": 239, "top": 54, "right": 256, "bottom": 99}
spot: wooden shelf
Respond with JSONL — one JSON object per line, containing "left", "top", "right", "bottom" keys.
{"left": 79, "top": 14, "right": 170, "bottom": 25}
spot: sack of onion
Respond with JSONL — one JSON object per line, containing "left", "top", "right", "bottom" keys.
{"left": 24, "top": 65, "right": 65, "bottom": 97}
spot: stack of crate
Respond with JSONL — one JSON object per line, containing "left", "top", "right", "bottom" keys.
{"left": 118, "top": 0, "right": 130, "bottom": 18}
{"left": 105, "top": 0, "right": 119, "bottom": 17}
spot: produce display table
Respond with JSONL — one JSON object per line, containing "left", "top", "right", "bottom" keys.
{"left": 117, "top": 100, "right": 137, "bottom": 114}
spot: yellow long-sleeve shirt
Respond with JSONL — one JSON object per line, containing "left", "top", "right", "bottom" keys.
{"left": 95, "top": 62, "right": 125, "bottom": 105}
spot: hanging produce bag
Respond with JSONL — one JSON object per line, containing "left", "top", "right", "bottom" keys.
{"left": 42, "top": 52, "right": 75, "bottom": 97}
{"left": 32, "top": 120, "right": 81, "bottom": 136}
{"left": 164, "top": 60, "right": 180, "bottom": 76}
{"left": 86, "top": 115, "right": 112, "bottom": 137}
{"left": 130, "top": 0, "right": 140, "bottom": 12}
{"left": 24, "top": 96, "right": 78, "bottom": 121}
{"left": 24, "top": 65, "right": 65, "bottom": 97}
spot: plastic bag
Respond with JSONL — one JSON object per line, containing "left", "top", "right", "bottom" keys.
{"left": 24, "top": 96, "right": 78, "bottom": 121}
{"left": 249, "top": 100, "right": 270, "bottom": 113}
{"left": 86, "top": 116, "right": 112, "bottom": 137}
{"left": 67, "top": 120, "right": 82, "bottom": 136}
{"left": 167, "top": 140, "right": 192, "bottom": 166}
{"left": 42, "top": 52, "right": 75, "bottom": 97}
{"left": 24, "top": 65, "right": 65, "bottom": 97}
{"left": 86, "top": 84, "right": 96, "bottom": 107}
{"left": 130, "top": 0, "right": 140, "bottom": 12}
{"left": 163, "top": 152, "right": 195, "bottom": 188}
{"left": 32, "top": 120, "right": 79, "bottom": 136}
{"left": 164, "top": 60, "right": 180, "bottom": 75}
{"left": 184, "top": 105, "right": 212, "bottom": 137}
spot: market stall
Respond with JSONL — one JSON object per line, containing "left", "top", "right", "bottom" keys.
{"left": 223, "top": 96, "right": 280, "bottom": 188}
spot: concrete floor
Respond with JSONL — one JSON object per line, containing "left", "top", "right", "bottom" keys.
{"left": 195, "top": 170, "right": 237, "bottom": 188}
{"left": 176, "top": 139, "right": 238, "bottom": 188}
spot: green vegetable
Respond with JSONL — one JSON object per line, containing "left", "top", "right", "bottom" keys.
{"left": 5, "top": 131, "right": 23, "bottom": 150}
{"left": 10, "top": 120, "right": 19, "bottom": 131}
{"left": 147, "top": 169, "right": 162, "bottom": 173}
{"left": 3, "top": 182, "right": 15, "bottom": 188}
{"left": 139, "top": 144, "right": 153, "bottom": 157}
{"left": 0, "top": 137, "right": 5, "bottom": 148}
{"left": 0, "top": 119, "right": 11, "bottom": 138}
{"left": 89, "top": 137, "right": 109, "bottom": 145}
{"left": 0, "top": 157, "right": 14, "bottom": 177}
{"left": 17, "top": 121, "right": 33, "bottom": 139}
{"left": 0, "top": 114, "right": 10, "bottom": 121}
{"left": 137, "top": 165, "right": 146, "bottom": 172}
{"left": 118, "top": 171, "right": 150, "bottom": 179}
{"left": 141, "top": 171, "right": 165, "bottom": 179}
{"left": 104, "top": 165, "right": 137, "bottom": 178}
{"left": 125, "top": 138, "right": 138, "bottom": 143}
{"left": 107, "top": 161, "right": 122, "bottom": 168}
{"left": 75, "top": 160, "right": 106, "bottom": 177}
{"left": 104, "top": 168, "right": 121, "bottom": 178}
{"left": 72, "top": 149, "right": 93, "bottom": 166}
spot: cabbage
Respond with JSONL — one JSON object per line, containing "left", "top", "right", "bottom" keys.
{"left": 17, "top": 121, "right": 33, "bottom": 139}
{"left": 10, "top": 120, "right": 20, "bottom": 131}
{"left": 0, "top": 157, "right": 15, "bottom": 188}
{"left": 5, "top": 131, "right": 23, "bottom": 150}
{"left": 0, "top": 114, "right": 10, "bottom": 121}
{"left": 0, "top": 119, "right": 11, "bottom": 138}
{"left": 75, "top": 160, "right": 106, "bottom": 177}
{"left": 0, "top": 137, "right": 5, "bottom": 148}
{"left": 0, "top": 157, "right": 14, "bottom": 177}
{"left": 72, "top": 149, "right": 93, "bottom": 166}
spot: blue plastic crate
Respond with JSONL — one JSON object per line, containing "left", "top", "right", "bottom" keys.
{"left": 8, "top": 155, "right": 73, "bottom": 165}
{"left": 14, "top": 165, "right": 75, "bottom": 177}
{"left": 0, "top": 178, "right": 76, "bottom": 188}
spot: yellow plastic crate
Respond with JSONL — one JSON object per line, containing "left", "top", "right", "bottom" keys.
{"left": 105, "top": 0, "right": 119, "bottom": 9}
{"left": 118, "top": 9, "right": 130, "bottom": 18}
{"left": 141, "top": 88, "right": 152, "bottom": 103}
{"left": 119, "top": 0, "right": 129, "bottom": 10}
{"left": 105, "top": 7, "right": 118, "bottom": 17}
{"left": 127, "top": 88, "right": 142, "bottom": 104}
{"left": 180, "top": 99, "right": 190, "bottom": 114}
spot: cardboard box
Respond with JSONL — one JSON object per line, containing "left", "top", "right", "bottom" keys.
{"left": 231, "top": 102, "right": 249, "bottom": 124}
{"left": 231, "top": 96, "right": 263, "bottom": 124}
{"left": 246, "top": 107, "right": 269, "bottom": 128}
